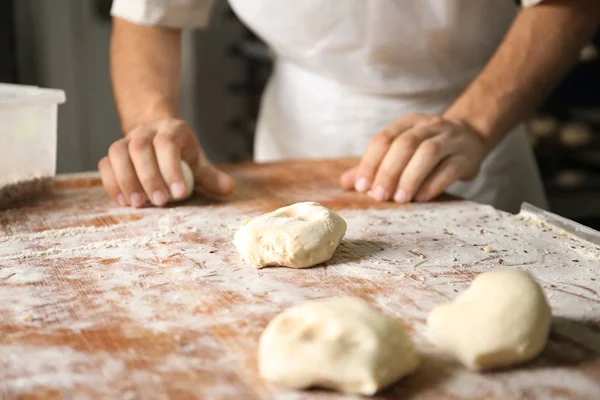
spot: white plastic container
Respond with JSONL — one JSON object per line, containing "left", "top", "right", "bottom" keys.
{"left": 0, "top": 83, "right": 66, "bottom": 206}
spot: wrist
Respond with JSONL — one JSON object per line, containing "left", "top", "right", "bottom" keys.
{"left": 443, "top": 86, "right": 511, "bottom": 152}
{"left": 443, "top": 110, "right": 498, "bottom": 152}
{"left": 121, "top": 97, "right": 180, "bottom": 134}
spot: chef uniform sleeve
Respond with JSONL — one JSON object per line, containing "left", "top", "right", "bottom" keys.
{"left": 519, "top": 0, "right": 546, "bottom": 6}
{"left": 111, "top": 0, "right": 215, "bottom": 29}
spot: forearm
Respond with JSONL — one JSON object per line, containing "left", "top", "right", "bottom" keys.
{"left": 111, "top": 18, "right": 183, "bottom": 133}
{"left": 444, "top": 0, "right": 600, "bottom": 149}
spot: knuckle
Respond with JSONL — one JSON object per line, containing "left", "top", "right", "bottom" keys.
{"left": 108, "top": 141, "right": 126, "bottom": 158}
{"left": 420, "top": 140, "right": 441, "bottom": 158}
{"left": 128, "top": 136, "right": 151, "bottom": 152}
{"left": 128, "top": 125, "right": 149, "bottom": 138}
{"left": 374, "top": 129, "right": 395, "bottom": 145}
{"left": 163, "top": 118, "right": 187, "bottom": 133}
{"left": 426, "top": 116, "right": 444, "bottom": 127}
{"left": 152, "top": 132, "right": 174, "bottom": 147}
{"left": 172, "top": 119, "right": 188, "bottom": 130}
{"left": 396, "top": 134, "right": 420, "bottom": 152}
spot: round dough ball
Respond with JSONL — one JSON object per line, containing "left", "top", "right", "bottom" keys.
{"left": 427, "top": 269, "right": 551, "bottom": 371}
{"left": 233, "top": 202, "right": 346, "bottom": 269}
{"left": 258, "top": 296, "right": 420, "bottom": 396}
{"left": 180, "top": 160, "right": 195, "bottom": 199}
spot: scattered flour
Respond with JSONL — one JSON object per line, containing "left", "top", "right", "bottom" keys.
{"left": 1, "top": 200, "right": 599, "bottom": 398}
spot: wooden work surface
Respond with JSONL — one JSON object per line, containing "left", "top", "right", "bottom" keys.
{"left": 1, "top": 158, "right": 599, "bottom": 400}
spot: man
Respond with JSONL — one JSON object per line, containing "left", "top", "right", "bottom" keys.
{"left": 99, "top": 0, "right": 599, "bottom": 212}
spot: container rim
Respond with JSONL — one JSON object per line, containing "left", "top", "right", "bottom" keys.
{"left": 0, "top": 83, "right": 66, "bottom": 109}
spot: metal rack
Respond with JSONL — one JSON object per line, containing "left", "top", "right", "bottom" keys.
{"left": 532, "top": 37, "right": 600, "bottom": 226}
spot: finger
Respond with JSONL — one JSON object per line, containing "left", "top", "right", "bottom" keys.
{"left": 194, "top": 151, "right": 235, "bottom": 196}
{"left": 128, "top": 128, "right": 171, "bottom": 206}
{"left": 414, "top": 156, "right": 465, "bottom": 202}
{"left": 395, "top": 137, "right": 450, "bottom": 203}
{"left": 153, "top": 122, "right": 190, "bottom": 200}
{"left": 107, "top": 138, "right": 147, "bottom": 207}
{"left": 354, "top": 114, "right": 421, "bottom": 193}
{"left": 98, "top": 157, "right": 127, "bottom": 206}
{"left": 339, "top": 167, "right": 357, "bottom": 190}
{"left": 369, "top": 129, "right": 432, "bottom": 202}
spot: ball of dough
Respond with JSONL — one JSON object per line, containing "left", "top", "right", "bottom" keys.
{"left": 180, "top": 160, "right": 195, "bottom": 199}
{"left": 258, "top": 296, "right": 420, "bottom": 396}
{"left": 233, "top": 202, "right": 347, "bottom": 269}
{"left": 427, "top": 269, "right": 551, "bottom": 371}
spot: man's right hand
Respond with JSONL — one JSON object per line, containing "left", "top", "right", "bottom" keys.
{"left": 98, "top": 119, "right": 234, "bottom": 207}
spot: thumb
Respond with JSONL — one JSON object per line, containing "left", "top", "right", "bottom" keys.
{"left": 193, "top": 154, "right": 235, "bottom": 196}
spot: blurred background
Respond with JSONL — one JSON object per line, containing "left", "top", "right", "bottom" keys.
{"left": 1, "top": 0, "right": 599, "bottom": 227}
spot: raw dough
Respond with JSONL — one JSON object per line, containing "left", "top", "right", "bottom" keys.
{"left": 258, "top": 296, "right": 420, "bottom": 395}
{"left": 233, "top": 202, "right": 346, "bottom": 269}
{"left": 180, "top": 160, "right": 195, "bottom": 199}
{"left": 427, "top": 269, "right": 552, "bottom": 370}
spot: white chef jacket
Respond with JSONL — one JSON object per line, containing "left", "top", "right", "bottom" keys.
{"left": 111, "top": 0, "right": 549, "bottom": 213}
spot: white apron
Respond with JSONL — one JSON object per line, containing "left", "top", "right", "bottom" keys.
{"left": 111, "top": 0, "right": 549, "bottom": 213}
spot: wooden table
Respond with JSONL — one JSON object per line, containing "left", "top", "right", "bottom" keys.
{"left": 1, "top": 158, "right": 599, "bottom": 400}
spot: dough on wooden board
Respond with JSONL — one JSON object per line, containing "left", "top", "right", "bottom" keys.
{"left": 233, "top": 202, "right": 346, "bottom": 269}
{"left": 427, "top": 269, "right": 552, "bottom": 371}
{"left": 258, "top": 296, "right": 420, "bottom": 396}
{"left": 180, "top": 161, "right": 195, "bottom": 199}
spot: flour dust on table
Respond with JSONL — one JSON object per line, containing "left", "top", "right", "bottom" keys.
{"left": 233, "top": 202, "right": 347, "bottom": 269}
{"left": 2, "top": 171, "right": 600, "bottom": 399}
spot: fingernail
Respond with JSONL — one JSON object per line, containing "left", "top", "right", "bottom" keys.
{"left": 130, "top": 192, "right": 146, "bottom": 208}
{"left": 394, "top": 189, "right": 409, "bottom": 203}
{"left": 355, "top": 177, "right": 370, "bottom": 193}
{"left": 170, "top": 181, "right": 186, "bottom": 198}
{"left": 117, "top": 193, "right": 127, "bottom": 207}
{"left": 368, "top": 186, "right": 387, "bottom": 202}
{"left": 152, "top": 190, "right": 168, "bottom": 206}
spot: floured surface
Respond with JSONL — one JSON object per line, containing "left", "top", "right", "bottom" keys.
{"left": 1, "top": 159, "right": 599, "bottom": 400}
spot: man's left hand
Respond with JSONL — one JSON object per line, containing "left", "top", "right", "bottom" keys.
{"left": 340, "top": 113, "right": 489, "bottom": 203}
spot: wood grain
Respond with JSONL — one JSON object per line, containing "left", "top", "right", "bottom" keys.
{"left": 0, "top": 158, "right": 599, "bottom": 400}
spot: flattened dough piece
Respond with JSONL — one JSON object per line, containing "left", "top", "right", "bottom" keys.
{"left": 233, "top": 202, "right": 347, "bottom": 269}
{"left": 427, "top": 269, "right": 552, "bottom": 370}
{"left": 258, "top": 296, "right": 420, "bottom": 396}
